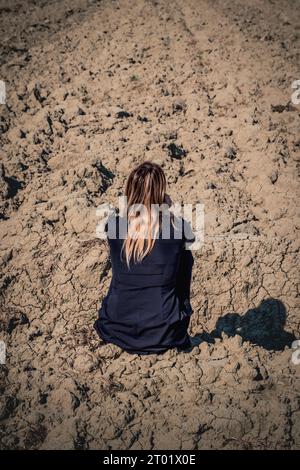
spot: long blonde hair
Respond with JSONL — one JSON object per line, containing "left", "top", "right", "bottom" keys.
{"left": 122, "top": 161, "right": 166, "bottom": 266}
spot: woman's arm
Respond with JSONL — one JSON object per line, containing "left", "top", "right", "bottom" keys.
{"left": 175, "top": 247, "right": 194, "bottom": 313}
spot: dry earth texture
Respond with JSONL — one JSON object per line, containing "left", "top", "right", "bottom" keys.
{"left": 0, "top": 0, "right": 300, "bottom": 450}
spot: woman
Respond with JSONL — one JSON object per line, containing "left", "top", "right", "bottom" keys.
{"left": 94, "top": 161, "right": 195, "bottom": 354}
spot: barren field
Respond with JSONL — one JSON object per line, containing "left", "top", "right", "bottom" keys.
{"left": 0, "top": 0, "right": 300, "bottom": 450}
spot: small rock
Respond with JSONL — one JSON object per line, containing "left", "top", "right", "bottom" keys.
{"left": 206, "top": 182, "right": 217, "bottom": 189}
{"left": 224, "top": 146, "right": 237, "bottom": 160}
{"left": 167, "top": 143, "right": 187, "bottom": 159}
{"left": 172, "top": 101, "right": 186, "bottom": 113}
{"left": 271, "top": 103, "right": 292, "bottom": 113}
{"left": 137, "top": 115, "right": 148, "bottom": 122}
{"left": 116, "top": 110, "right": 132, "bottom": 119}
{"left": 269, "top": 171, "right": 278, "bottom": 184}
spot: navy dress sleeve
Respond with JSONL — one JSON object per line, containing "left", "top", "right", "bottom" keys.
{"left": 175, "top": 219, "right": 195, "bottom": 317}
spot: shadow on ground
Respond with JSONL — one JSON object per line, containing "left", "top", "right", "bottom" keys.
{"left": 196, "top": 298, "right": 296, "bottom": 351}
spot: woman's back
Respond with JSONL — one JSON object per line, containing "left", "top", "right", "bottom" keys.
{"left": 94, "top": 214, "right": 194, "bottom": 354}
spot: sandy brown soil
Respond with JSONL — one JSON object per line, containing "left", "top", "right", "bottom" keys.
{"left": 0, "top": 0, "right": 300, "bottom": 450}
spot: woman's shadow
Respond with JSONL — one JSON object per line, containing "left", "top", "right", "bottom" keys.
{"left": 203, "top": 298, "right": 296, "bottom": 351}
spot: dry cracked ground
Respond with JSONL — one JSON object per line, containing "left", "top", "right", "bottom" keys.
{"left": 0, "top": 0, "right": 300, "bottom": 450}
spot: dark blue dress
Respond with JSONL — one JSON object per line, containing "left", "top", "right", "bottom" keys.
{"left": 94, "top": 214, "right": 194, "bottom": 354}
